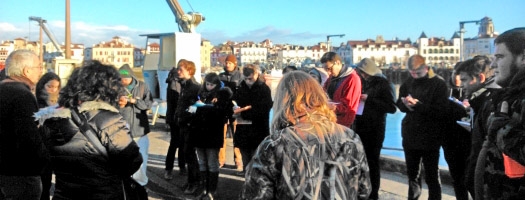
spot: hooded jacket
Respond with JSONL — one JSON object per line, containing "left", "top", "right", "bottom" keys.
{"left": 219, "top": 68, "right": 242, "bottom": 94}
{"left": 35, "top": 101, "right": 142, "bottom": 200}
{"left": 118, "top": 66, "right": 153, "bottom": 138}
{"left": 323, "top": 66, "right": 362, "bottom": 127}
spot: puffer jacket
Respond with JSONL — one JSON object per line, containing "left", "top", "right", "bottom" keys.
{"left": 241, "top": 114, "right": 371, "bottom": 200}
{"left": 35, "top": 101, "right": 143, "bottom": 200}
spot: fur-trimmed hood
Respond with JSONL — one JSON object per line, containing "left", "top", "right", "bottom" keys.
{"left": 34, "top": 101, "right": 119, "bottom": 125}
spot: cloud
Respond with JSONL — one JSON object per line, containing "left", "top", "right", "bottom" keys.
{"left": 0, "top": 22, "right": 22, "bottom": 32}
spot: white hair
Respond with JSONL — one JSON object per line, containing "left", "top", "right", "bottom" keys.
{"left": 5, "top": 49, "right": 38, "bottom": 76}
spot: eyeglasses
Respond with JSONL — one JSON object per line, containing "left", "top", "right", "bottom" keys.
{"left": 323, "top": 62, "right": 335, "bottom": 71}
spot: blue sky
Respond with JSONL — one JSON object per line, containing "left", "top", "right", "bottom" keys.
{"left": 1, "top": 0, "right": 523, "bottom": 48}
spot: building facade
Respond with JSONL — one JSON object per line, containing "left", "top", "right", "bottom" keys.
{"left": 463, "top": 17, "right": 497, "bottom": 59}
{"left": 417, "top": 32, "right": 460, "bottom": 68}
{"left": 345, "top": 36, "right": 416, "bottom": 68}
{"left": 84, "top": 36, "right": 135, "bottom": 68}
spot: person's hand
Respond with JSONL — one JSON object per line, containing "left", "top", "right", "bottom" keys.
{"left": 233, "top": 105, "right": 251, "bottom": 114}
{"left": 487, "top": 101, "right": 510, "bottom": 142}
{"left": 401, "top": 95, "right": 417, "bottom": 111}
{"left": 360, "top": 94, "right": 368, "bottom": 101}
{"left": 118, "top": 96, "right": 128, "bottom": 108}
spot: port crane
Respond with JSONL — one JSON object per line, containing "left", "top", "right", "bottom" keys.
{"left": 166, "top": 0, "right": 205, "bottom": 33}
{"left": 29, "top": 16, "right": 63, "bottom": 56}
{"left": 141, "top": 0, "right": 205, "bottom": 123}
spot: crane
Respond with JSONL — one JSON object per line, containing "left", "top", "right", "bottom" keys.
{"left": 327, "top": 34, "right": 345, "bottom": 52}
{"left": 458, "top": 20, "right": 480, "bottom": 61}
{"left": 165, "top": 0, "right": 205, "bottom": 33}
{"left": 28, "top": 16, "right": 63, "bottom": 55}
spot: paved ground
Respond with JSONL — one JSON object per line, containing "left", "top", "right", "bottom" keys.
{"left": 144, "top": 118, "right": 460, "bottom": 200}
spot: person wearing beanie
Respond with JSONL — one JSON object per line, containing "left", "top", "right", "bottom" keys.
{"left": 396, "top": 55, "right": 448, "bottom": 200}
{"left": 218, "top": 54, "right": 244, "bottom": 171}
{"left": 354, "top": 58, "right": 397, "bottom": 200}
{"left": 118, "top": 63, "right": 153, "bottom": 198}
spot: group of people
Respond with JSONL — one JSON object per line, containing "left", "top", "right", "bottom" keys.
{"left": 395, "top": 27, "right": 525, "bottom": 200}
{"left": 0, "top": 50, "right": 151, "bottom": 199}
{"left": 1, "top": 27, "right": 524, "bottom": 200}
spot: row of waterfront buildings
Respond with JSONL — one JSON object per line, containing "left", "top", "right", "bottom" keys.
{"left": 0, "top": 17, "right": 497, "bottom": 71}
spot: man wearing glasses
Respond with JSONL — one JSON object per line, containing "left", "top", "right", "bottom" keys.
{"left": 321, "top": 52, "right": 362, "bottom": 128}
{"left": 0, "top": 49, "right": 48, "bottom": 199}
{"left": 396, "top": 55, "right": 448, "bottom": 200}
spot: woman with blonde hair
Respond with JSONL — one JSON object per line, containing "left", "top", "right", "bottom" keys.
{"left": 240, "top": 71, "right": 371, "bottom": 200}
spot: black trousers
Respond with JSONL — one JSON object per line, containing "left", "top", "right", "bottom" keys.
{"left": 357, "top": 131, "right": 384, "bottom": 200}
{"left": 442, "top": 130, "right": 471, "bottom": 200}
{"left": 165, "top": 121, "right": 185, "bottom": 171}
{"left": 404, "top": 148, "right": 442, "bottom": 200}
{"left": 181, "top": 126, "right": 199, "bottom": 184}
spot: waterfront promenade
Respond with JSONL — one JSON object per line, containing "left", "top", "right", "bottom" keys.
{"left": 143, "top": 117, "right": 457, "bottom": 200}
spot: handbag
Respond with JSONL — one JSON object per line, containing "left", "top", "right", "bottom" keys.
{"left": 70, "top": 108, "right": 147, "bottom": 200}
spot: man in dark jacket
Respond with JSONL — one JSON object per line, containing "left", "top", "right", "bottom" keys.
{"left": 396, "top": 54, "right": 448, "bottom": 200}
{"left": 118, "top": 63, "right": 153, "bottom": 197}
{"left": 475, "top": 27, "right": 525, "bottom": 200}
{"left": 218, "top": 54, "right": 243, "bottom": 171}
{"left": 232, "top": 64, "right": 273, "bottom": 175}
{"left": 354, "top": 58, "right": 397, "bottom": 200}
{"left": 0, "top": 50, "right": 49, "bottom": 200}
{"left": 454, "top": 55, "right": 501, "bottom": 199}
{"left": 175, "top": 59, "right": 202, "bottom": 195}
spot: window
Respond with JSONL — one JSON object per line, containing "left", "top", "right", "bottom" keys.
{"left": 424, "top": 49, "right": 427, "bottom": 54}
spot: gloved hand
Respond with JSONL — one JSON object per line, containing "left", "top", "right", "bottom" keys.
{"left": 487, "top": 101, "right": 510, "bottom": 142}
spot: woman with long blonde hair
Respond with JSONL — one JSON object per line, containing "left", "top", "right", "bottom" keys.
{"left": 241, "top": 71, "right": 371, "bottom": 200}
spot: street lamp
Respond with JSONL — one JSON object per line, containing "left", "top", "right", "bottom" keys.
{"left": 327, "top": 34, "right": 345, "bottom": 52}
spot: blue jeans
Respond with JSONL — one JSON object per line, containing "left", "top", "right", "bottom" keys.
{"left": 0, "top": 175, "right": 42, "bottom": 200}
{"left": 196, "top": 148, "right": 220, "bottom": 173}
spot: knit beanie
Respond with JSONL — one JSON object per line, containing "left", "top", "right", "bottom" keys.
{"left": 225, "top": 54, "right": 237, "bottom": 64}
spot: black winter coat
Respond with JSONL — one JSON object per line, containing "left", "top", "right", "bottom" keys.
{"left": 0, "top": 80, "right": 49, "bottom": 176}
{"left": 354, "top": 75, "right": 397, "bottom": 145}
{"left": 396, "top": 75, "right": 448, "bottom": 150}
{"left": 175, "top": 78, "right": 201, "bottom": 127}
{"left": 191, "top": 101, "right": 234, "bottom": 148}
{"left": 35, "top": 101, "right": 142, "bottom": 200}
{"left": 233, "top": 80, "right": 273, "bottom": 149}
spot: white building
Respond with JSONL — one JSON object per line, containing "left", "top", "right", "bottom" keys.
{"left": 277, "top": 43, "right": 327, "bottom": 68}
{"left": 417, "top": 32, "right": 460, "bottom": 68}
{"left": 463, "top": 17, "right": 498, "bottom": 59}
{"left": 346, "top": 36, "right": 416, "bottom": 67}
{"left": 239, "top": 46, "right": 267, "bottom": 66}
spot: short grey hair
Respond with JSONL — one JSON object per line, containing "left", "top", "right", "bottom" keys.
{"left": 5, "top": 49, "right": 38, "bottom": 76}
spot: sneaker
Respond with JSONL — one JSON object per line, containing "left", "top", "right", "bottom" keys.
{"left": 164, "top": 170, "right": 173, "bottom": 180}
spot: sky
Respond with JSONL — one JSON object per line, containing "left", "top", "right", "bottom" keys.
{"left": 1, "top": 0, "right": 524, "bottom": 48}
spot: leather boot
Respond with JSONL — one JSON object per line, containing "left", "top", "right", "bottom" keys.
{"left": 202, "top": 172, "right": 219, "bottom": 200}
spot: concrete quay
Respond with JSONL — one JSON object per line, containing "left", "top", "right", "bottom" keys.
{"left": 144, "top": 118, "right": 459, "bottom": 200}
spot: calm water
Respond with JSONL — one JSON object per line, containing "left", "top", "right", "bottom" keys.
{"left": 383, "top": 111, "right": 448, "bottom": 167}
